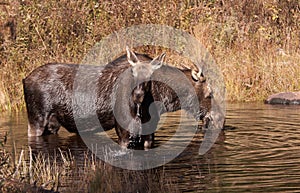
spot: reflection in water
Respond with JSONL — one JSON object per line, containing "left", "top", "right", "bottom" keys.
{"left": 1, "top": 103, "right": 300, "bottom": 192}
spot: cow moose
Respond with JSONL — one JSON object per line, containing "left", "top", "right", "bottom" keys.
{"left": 23, "top": 47, "right": 164, "bottom": 149}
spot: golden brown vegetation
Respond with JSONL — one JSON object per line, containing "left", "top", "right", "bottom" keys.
{"left": 0, "top": 132, "right": 179, "bottom": 193}
{"left": 0, "top": 0, "right": 299, "bottom": 111}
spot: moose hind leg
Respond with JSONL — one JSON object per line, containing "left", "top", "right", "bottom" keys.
{"left": 27, "top": 113, "right": 47, "bottom": 137}
{"left": 47, "top": 113, "right": 60, "bottom": 134}
{"left": 28, "top": 122, "right": 44, "bottom": 137}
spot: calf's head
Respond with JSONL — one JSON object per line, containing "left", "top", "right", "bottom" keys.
{"left": 190, "top": 68, "right": 213, "bottom": 128}
{"left": 150, "top": 63, "right": 213, "bottom": 127}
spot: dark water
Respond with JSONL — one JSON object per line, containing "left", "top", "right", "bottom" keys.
{"left": 1, "top": 103, "right": 300, "bottom": 192}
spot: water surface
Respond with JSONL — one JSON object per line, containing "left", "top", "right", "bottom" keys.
{"left": 1, "top": 103, "right": 300, "bottom": 192}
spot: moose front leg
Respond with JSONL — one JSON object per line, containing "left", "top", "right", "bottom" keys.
{"left": 115, "top": 117, "right": 143, "bottom": 149}
{"left": 115, "top": 123, "right": 130, "bottom": 148}
{"left": 142, "top": 133, "right": 155, "bottom": 149}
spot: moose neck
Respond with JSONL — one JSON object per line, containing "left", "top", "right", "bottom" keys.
{"left": 150, "top": 66, "right": 201, "bottom": 115}
{"left": 151, "top": 80, "right": 181, "bottom": 114}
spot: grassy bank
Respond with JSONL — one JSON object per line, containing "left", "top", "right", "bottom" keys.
{"left": 0, "top": 0, "right": 299, "bottom": 111}
{"left": 0, "top": 132, "right": 179, "bottom": 192}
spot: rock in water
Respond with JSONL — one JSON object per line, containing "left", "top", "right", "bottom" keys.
{"left": 265, "top": 92, "right": 300, "bottom": 105}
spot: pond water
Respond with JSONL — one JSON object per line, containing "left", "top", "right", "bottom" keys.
{"left": 1, "top": 103, "right": 300, "bottom": 192}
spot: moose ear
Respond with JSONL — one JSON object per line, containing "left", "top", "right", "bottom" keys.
{"left": 191, "top": 69, "right": 206, "bottom": 82}
{"left": 150, "top": 52, "right": 165, "bottom": 70}
{"left": 126, "top": 46, "right": 140, "bottom": 66}
{"left": 191, "top": 70, "right": 200, "bottom": 81}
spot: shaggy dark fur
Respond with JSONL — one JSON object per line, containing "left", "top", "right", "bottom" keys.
{"left": 23, "top": 52, "right": 212, "bottom": 149}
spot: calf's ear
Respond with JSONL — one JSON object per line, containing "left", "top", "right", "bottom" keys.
{"left": 191, "top": 69, "right": 206, "bottom": 82}
{"left": 150, "top": 52, "right": 165, "bottom": 70}
{"left": 126, "top": 46, "right": 140, "bottom": 66}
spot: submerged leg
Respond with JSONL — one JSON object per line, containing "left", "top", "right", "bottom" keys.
{"left": 143, "top": 133, "right": 154, "bottom": 149}
{"left": 115, "top": 123, "right": 130, "bottom": 148}
{"left": 27, "top": 113, "right": 46, "bottom": 137}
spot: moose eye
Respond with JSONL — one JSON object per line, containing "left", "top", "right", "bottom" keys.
{"left": 199, "top": 76, "right": 206, "bottom": 83}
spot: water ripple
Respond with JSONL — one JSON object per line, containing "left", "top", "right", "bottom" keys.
{"left": 1, "top": 103, "right": 300, "bottom": 192}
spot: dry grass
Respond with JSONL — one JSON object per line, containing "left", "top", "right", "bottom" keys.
{"left": 0, "top": 132, "right": 179, "bottom": 193}
{"left": 192, "top": 0, "right": 300, "bottom": 101}
{"left": 0, "top": 142, "right": 76, "bottom": 192}
{"left": 0, "top": 0, "right": 299, "bottom": 111}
